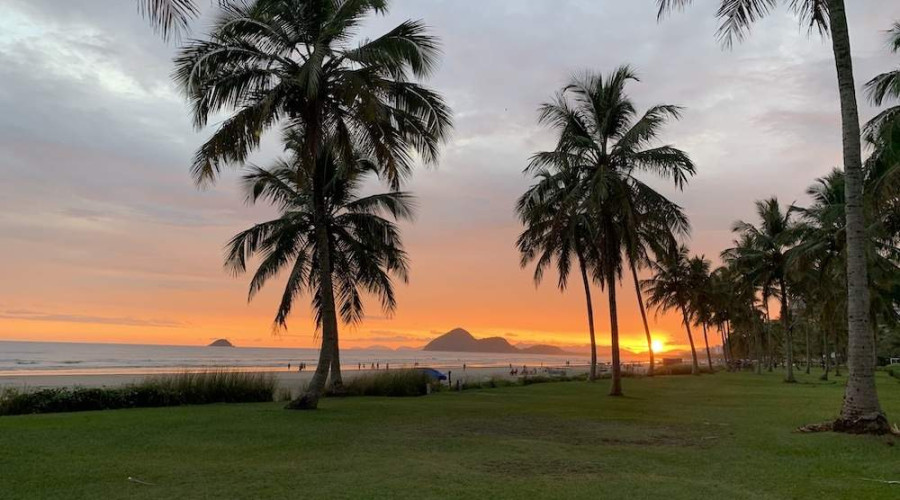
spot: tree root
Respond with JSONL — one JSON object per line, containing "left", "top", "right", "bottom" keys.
{"left": 797, "top": 414, "right": 895, "bottom": 435}
{"left": 285, "top": 393, "right": 319, "bottom": 410}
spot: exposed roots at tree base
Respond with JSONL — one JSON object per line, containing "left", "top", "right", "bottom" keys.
{"left": 285, "top": 393, "right": 319, "bottom": 410}
{"left": 796, "top": 413, "right": 896, "bottom": 435}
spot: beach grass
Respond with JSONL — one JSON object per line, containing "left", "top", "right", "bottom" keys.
{"left": 1, "top": 371, "right": 898, "bottom": 499}
{"left": 0, "top": 370, "right": 276, "bottom": 415}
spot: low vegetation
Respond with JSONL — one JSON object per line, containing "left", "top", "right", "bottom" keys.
{"left": 0, "top": 370, "right": 276, "bottom": 416}
{"left": 332, "top": 369, "right": 436, "bottom": 398}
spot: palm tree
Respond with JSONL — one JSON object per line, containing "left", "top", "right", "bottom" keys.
{"left": 656, "top": 0, "right": 887, "bottom": 433}
{"left": 864, "top": 22, "right": 900, "bottom": 143}
{"left": 533, "top": 66, "right": 695, "bottom": 395}
{"left": 517, "top": 163, "right": 603, "bottom": 381}
{"left": 138, "top": 0, "right": 200, "bottom": 40}
{"left": 225, "top": 134, "right": 412, "bottom": 395}
{"left": 729, "top": 198, "right": 798, "bottom": 382}
{"left": 174, "top": 0, "right": 451, "bottom": 409}
{"left": 722, "top": 233, "right": 767, "bottom": 374}
{"left": 643, "top": 245, "right": 701, "bottom": 375}
{"left": 688, "top": 255, "right": 715, "bottom": 371}
{"left": 624, "top": 188, "right": 690, "bottom": 377}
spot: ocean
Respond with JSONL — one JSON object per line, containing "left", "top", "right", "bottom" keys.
{"left": 0, "top": 341, "right": 588, "bottom": 376}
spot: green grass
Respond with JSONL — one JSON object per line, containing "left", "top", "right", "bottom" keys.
{"left": 1, "top": 371, "right": 898, "bottom": 499}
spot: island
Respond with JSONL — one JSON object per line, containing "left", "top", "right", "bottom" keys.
{"left": 208, "top": 339, "right": 234, "bottom": 347}
{"left": 423, "top": 328, "right": 570, "bottom": 355}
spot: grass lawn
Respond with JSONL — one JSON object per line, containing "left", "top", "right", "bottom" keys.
{"left": 1, "top": 371, "right": 898, "bottom": 499}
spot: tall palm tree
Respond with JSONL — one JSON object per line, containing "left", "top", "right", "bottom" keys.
{"left": 730, "top": 198, "right": 798, "bottom": 382}
{"left": 623, "top": 188, "right": 690, "bottom": 377}
{"left": 689, "top": 255, "right": 715, "bottom": 371}
{"left": 643, "top": 245, "right": 701, "bottom": 375}
{"left": 656, "top": 0, "right": 887, "bottom": 433}
{"left": 174, "top": 0, "right": 451, "bottom": 409}
{"left": 517, "top": 163, "right": 603, "bottom": 381}
{"left": 226, "top": 134, "right": 412, "bottom": 395}
{"left": 533, "top": 66, "right": 695, "bottom": 395}
{"left": 722, "top": 233, "right": 767, "bottom": 374}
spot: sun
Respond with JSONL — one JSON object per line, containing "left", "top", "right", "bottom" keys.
{"left": 651, "top": 340, "right": 665, "bottom": 353}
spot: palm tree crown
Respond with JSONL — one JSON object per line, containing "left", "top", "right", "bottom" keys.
{"left": 226, "top": 133, "right": 413, "bottom": 330}
{"left": 174, "top": 0, "right": 452, "bottom": 187}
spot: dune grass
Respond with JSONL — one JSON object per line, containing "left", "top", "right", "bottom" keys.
{"left": 0, "top": 370, "right": 276, "bottom": 415}
{"left": 1, "top": 371, "right": 898, "bottom": 499}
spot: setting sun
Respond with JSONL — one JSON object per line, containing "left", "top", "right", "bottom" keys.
{"left": 651, "top": 340, "right": 665, "bottom": 353}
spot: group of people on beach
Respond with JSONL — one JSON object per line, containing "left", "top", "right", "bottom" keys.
{"left": 287, "top": 362, "right": 307, "bottom": 372}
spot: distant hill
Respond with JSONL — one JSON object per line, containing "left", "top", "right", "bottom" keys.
{"left": 208, "top": 339, "right": 234, "bottom": 347}
{"left": 423, "top": 328, "right": 571, "bottom": 356}
{"left": 519, "top": 344, "right": 570, "bottom": 356}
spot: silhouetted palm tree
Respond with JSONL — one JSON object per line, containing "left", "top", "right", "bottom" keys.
{"left": 688, "top": 255, "right": 715, "bottom": 371}
{"left": 656, "top": 0, "right": 887, "bottom": 433}
{"left": 517, "top": 162, "right": 603, "bottom": 381}
{"left": 225, "top": 134, "right": 412, "bottom": 392}
{"left": 729, "top": 198, "right": 798, "bottom": 382}
{"left": 533, "top": 66, "right": 695, "bottom": 395}
{"left": 643, "top": 245, "right": 701, "bottom": 375}
{"left": 175, "top": 0, "right": 451, "bottom": 409}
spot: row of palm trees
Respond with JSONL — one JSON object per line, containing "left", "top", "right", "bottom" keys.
{"left": 143, "top": 0, "right": 898, "bottom": 432}
{"left": 516, "top": 67, "right": 695, "bottom": 395}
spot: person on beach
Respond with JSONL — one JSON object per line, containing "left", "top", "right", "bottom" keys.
{"left": 386, "top": 363, "right": 389, "bottom": 370}
{"left": 288, "top": 363, "right": 291, "bottom": 371}
{"left": 463, "top": 363, "right": 466, "bottom": 371}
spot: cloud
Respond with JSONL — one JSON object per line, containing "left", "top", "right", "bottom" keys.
{"left": 1, "top": 0, "right": 899, "bottom": 347}
{"left": 0, "top": 309, "right": 184, "bottom": 328}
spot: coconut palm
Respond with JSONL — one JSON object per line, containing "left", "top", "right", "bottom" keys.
{"left": 656, "top": 0, "right": 887, "bottom": 433}
{"left": 623, "top": 187, "right": 690, "bottom": 377}
{"left": 174, "top": 0, "right": 451, "bottom": 409}
{"left": 516, "top": 163, "right": 603, "bottom": 381}
{"left": 864, "top": 22, "right": 900, "bottom": 142}
{"left": 792, "top": 166, "right": 900, "bottom": 378}
{"left": 643, "top": 245, "right": 701, "bottom": 375}
{"left": 729, "top": 198, "right": 798, "bottom": 382}
{"left": 688, "top": 255, "right": 715, "bottom": 371}
{"left": 532, "top": 66, "right": 695, "bottom": 395}
{"left": 722, "top": 233, "right": 768, "bottom": 374}
{"left": 225, "top": 134, "right": 412, "bottom": 393}
{"left": 139, "top": 0, "right": 197, "bottom": 39}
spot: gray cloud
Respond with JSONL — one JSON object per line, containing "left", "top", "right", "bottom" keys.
{"left": 0, "top": 309, "right": 184, "bottom": 327}
{"left": 1, "top": 1, "right": 899, "bottom": 341}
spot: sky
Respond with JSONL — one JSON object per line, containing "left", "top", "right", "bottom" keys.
{"left": 1, "top": 1, "right": 899, "bottom": 355}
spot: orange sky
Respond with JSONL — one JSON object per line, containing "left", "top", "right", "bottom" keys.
{"left": 1, "top": 1, "right": 898, "bottom": 355}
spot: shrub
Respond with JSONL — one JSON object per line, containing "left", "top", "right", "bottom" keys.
{"left": 0, "top": 370, "right": 277, "bottom": 416}
{"left": 336, "top": 369, "right": 434, "bottom": 397}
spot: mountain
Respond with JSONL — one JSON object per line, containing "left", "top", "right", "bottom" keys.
{"left": 423, "top": 328, "right": 571, "bottom": 355}
{"left": 519, "top": 344, "right": 570, "bottom": 356}
{"left": 208, "top": 339, "right": 234, "bottom": 347}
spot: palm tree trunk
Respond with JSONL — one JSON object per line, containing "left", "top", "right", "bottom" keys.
{"left": 805, "top": 321, "right": 811, "bottom": 375}
{"left": 755, "top": 318, "right": 763, "bottom": 375}
{"left": 630, "top": 262, "right": 654, "bottom": 376}
{"left": 701, "top": 322, "right": 713, "bottom": 371}
{"left": 780, "top": 278, "right": 796, "bottom": 383}
{"left": 821, "top": 325, "right": 830, "bottom": 381}
{"left": 579, "top": 254, "right": 598, "bottom": 382}
{"left": 764, "top": 299, "right": 773, "bottom": 372}
{"left": 329, "top": 335, "right": 344, "bottom": 391}
{"left": 288, "top": 141, "right": 338, "bottom": 410}
{"left": 681, "top": 304, "right": 699, "bottom": 375}
{"left": 826, "top": 0, "right": 888, "bottom": 433}
{"left": 607, "top": 265, "right": 623, "bottom": 396}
